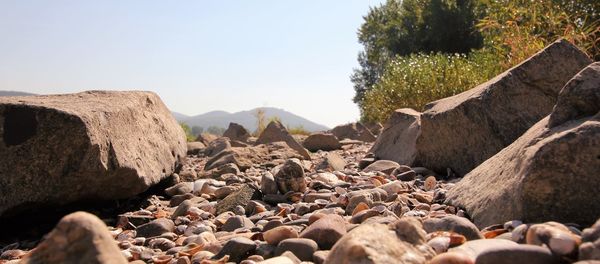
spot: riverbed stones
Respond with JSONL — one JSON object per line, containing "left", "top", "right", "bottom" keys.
{"left": 20, "top": 211, "right": 128, "bottom": 264}
{"left": 223, "top": 122, "right": 251, "bottom": 142}
{"left": 302, "top": 133, "right": 341, "bottom": 152}
{"left": 446, "top": 62, "right": 600, "bottom": 228}
{"left": 0, "top": 91, "right": 187, "bottom": 218}
{"left": 256, "top": 121, "right": 311, "bottom": 159}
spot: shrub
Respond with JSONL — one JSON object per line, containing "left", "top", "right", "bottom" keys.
{"left": 180, "top": 123, "right": 196, "bottom": 142}
{"left": 287, "top": 125, "right": 311, "bottom": 136}
{"left": 361, "top": 50, "right": 502, "bottom": 122}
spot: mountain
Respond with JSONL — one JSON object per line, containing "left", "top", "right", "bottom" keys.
{"left": 174, "top": 107, "right": 329, "bottom": 132}
{"left": 0, "top": 91, "right": 36, "bottom": 97}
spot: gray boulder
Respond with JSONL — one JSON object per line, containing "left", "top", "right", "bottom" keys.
{"left": 417, "top": 39, "right": 591, "bottom": 176}
{"left": 331, "top": 122, "right": 376, "bottom": 142}
{"left": 302, "top": 133, "right": 341, "bottom": 152}
{"left": 446, "top": 62, "right": 600, "bottom": 228}
{"left": 223, "top": 122, "right": 251, "bottom": 142}
{"left": 256, "top": 121, "right": 310, "bottom": 159}
{"left": 370, "top": 108, "right": 421, "bottom": 165}
{"left": 0, "top": 91, "right": 186, "bottom": 218}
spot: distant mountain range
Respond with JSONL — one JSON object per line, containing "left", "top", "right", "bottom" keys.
{"left": 0, "top": 91, "right": 36, "bottom": 97}
{"left": 174, "top": 107, "right": 329, "bottom": 132}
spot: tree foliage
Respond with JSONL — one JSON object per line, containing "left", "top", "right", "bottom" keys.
{"left": 355, "top": 0, "right": 600, "bottom": 122}
{"left": 352, "top": 0, "right": 483, "bottom": 106}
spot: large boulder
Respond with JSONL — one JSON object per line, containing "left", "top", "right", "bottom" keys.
{"left": 302, "top": 132, "right": 341, "bottom": 152}
{"left": 331, "top": 122, "right": 376, "bottom": 142}
{"left": 446, "top": 62, "right": 600, "bottom": 228}
{"left": 223, "top": 122, "right": 251, "bottom": 142}
{"left": 256, "top": 121, "right": 310, "bottom": 159}
{"left": 374, "top": 40, "right": 591, "bottom": 176}
{"left": 0, "top": 91, "right": 186, "bottom": 218}
{"left": 21, "top": 211, "right": 128, "bottom": 264}
{"left": 370, "top": 108, "right": 421, "bottom": 165}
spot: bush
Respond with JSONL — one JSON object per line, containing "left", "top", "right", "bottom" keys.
{"left": 287, "top": 125, "right": 311, "bottom": 136}
{"left": 361, "top": 50, "right": 502, "bottom": 122}
{"left": 180, "top": 123, "right": 196, "bottom": 142}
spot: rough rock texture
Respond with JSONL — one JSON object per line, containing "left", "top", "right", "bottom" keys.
{"left": 331, "top": 122, "right": 376, "bottom": 142}
{"left": 0, "top": 91, "right": 186, "bottom": 218}
{"left": 393, "top": 40, "right": 590, "bottom": 176}
{"left": 223, "top": 122, "right": 251, "bottom": 142}
{"left": 274, "top": 159, "right": 307, "bottom": 194}
{"left": 196, "top": 133, "right": 218, "bottom": 146}
{"left": 325, "top": 223, "right": 432, "bottom": 264}
{"left": 446, "top": 62, "right": 600, "bottom": 228}
{"left": 302, "top": 133, "right": 341, "bottom": 152}
{"left": 256, "top": 121, "right": 310, "bottom": 159}
{"left": 20, "top": 211, "right": 128, "bottom": 264}
{"left": 370, "top": 108, "right": 421, "bottom": 165}
{"left": 423, "top": 215, "right": 484, "bottom": 240}
{"left": 204, "top": 141, "right": 302, "bottom": 171}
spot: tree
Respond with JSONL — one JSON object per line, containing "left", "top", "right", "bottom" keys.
{"left": 179, "top": 123, "right": 195, "bottom": 142}
{"left": 191, "top": 126, "right": 204, "bottom": 136}
{"left": 206, "top": 126, "right": 226, "bottom": 136}
{"left": 352, "top": 0, "right": 483, "bottom": 107}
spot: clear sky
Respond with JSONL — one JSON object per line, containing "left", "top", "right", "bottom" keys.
{"left": 0, "top": 1, "right": 385, "bottom": 128}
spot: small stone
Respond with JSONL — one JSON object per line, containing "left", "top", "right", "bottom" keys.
{"left": 424, "top": 176, "right": 437, "bottom": 191}
{"left": 476, "top": 244, "right": 560, "bottom": 264}
{"left": 300, "top": 214, "right": 346, "bottom": 249}
{"left": 215, "top": 184, "right": 260, "bottom": 215}
{"left": 20, "top": 212, "right": 128, "bottom": 264}
{"left": 275, "top": 238, "right": 318, "bottom": 261}
{"left": 429, "top": 252, "right": 474, "bottom": 264}
{"left": 274, "top": 159, "right": 307, "bottom": 194}
{"left": 302, "top": 133, "right": 341, "bottom": 152}
{"left": 148, "top": 237, "right": 176, "bottom": 251}
{"left": 222, "top": 216, "right": 255, "bottom": 232}
{"left": 165, "top": 182, "right": 193, "bottom": 197}
{"left": 312, "top": 250, "right": 329, "bottom": 264}
{"left": 172, "top": 200, "right": 193, "bottom": 219}
{"left": 324, "top": 153, "right": 347, "bottom": 171}
{"left": 396, "top": 170, "right": 416, "bottom": 181}
{"left": 362, "top": 160, "right": 400, "bottom": 174}
{"left": 136, "top": 218, "right": 176, "bottom": 238}
{"left": 423, "top": 215, "right": 484, "bottom": 240}
{"left": 212, "top": 237, "right": 257, "bottom": 263}
{"left": 261, "top": 172, "right": 279, "bottom": 195}
{"left": 263, "top": 226, "right": 299, "bottom": 245}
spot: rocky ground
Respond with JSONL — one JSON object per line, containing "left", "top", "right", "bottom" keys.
{"left": 0, "top": 41, "right": 598, "bottom": 264}
{"left": 1, "top": 132, "right": 599, "bottom": 264}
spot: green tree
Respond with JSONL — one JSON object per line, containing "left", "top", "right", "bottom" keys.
{"left": 180, "top": 123, "right": 195, "bottom": 142}
{"left": 191, "top": 126, "right": 204, "bottom": 136}
{"left": 206, "top": 126, "right": 226, "bottom": 136}
{"left": 352, "top": 0, "right": 483, "bottom": 107}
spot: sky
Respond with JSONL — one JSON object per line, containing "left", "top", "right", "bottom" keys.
{"left": 0, "top": 1, "right": 385, "bottom": 128}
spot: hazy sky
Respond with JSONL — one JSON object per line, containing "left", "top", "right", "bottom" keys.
{"left": 0, "top": 1, "right": 385, "bottom": 127}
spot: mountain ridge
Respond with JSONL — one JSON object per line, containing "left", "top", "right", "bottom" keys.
{"left": 174, "top": 107, "right": 329, "bottom": 132}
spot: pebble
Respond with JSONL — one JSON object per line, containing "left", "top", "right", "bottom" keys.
{"left": 275, "top": 238, "right": 318, "bottom": 261}
{"left": 9, "top": 140, "right": 600, "bottom": 264}
{"left": 263, "top": 226, "right": 299, "bottom": 245}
